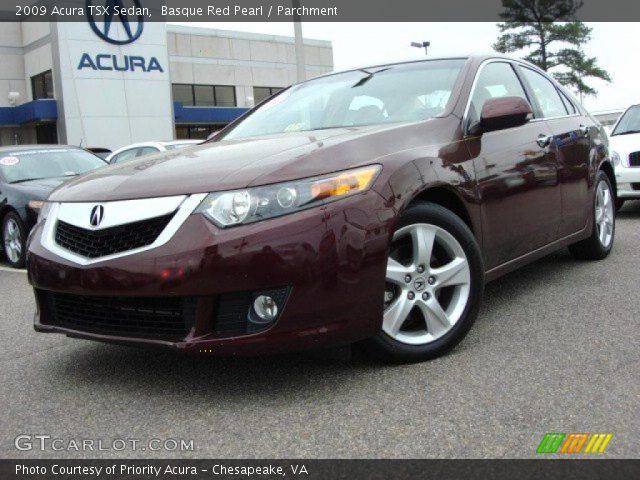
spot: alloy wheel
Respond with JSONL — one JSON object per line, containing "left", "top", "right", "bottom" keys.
{"left": 383, "top": 223, "right": 471, "bottom": 345}
{"left": 3, "top": 218, "right": 23, "bottom": 264}
{"left": 595, "top": 180, "right": 614, "bottom": 248}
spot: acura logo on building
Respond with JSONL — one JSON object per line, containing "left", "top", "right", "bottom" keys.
{"left": 90, "top": 205, "right": 105, "bottom": 227}
{"left": 86, "top": 0, "right": 144, "bottom": 45}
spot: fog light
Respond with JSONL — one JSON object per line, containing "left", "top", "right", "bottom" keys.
{"left": 253, "top": 295, "right": 278, "bottom": 322}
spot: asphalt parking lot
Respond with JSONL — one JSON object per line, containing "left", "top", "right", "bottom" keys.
{"left": 1, "top": 202, "right": 638, "bottom": 459}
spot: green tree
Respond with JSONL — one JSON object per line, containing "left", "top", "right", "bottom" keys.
{"left": 493, "top": 0, "right": 611, "bottom": 99}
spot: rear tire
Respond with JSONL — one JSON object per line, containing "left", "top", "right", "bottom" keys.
{"left": 363, "top": 202, "right": 484, "bottom": 363}
{"left": 2, "top": 212, "right": 27, "bottom": 269}
{"left": 568, "top": 171, "right": 615, "bottom": 260}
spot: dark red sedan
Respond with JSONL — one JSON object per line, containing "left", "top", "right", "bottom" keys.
{"left": 27, "top": 55, "right": 615, "bottom": 362}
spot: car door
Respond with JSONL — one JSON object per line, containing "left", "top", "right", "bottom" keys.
{"left": 464, "top": 61, "right": 561, "bottom": 269}
{"left": 518, "top": 66, "right": 592, "bottom": 237}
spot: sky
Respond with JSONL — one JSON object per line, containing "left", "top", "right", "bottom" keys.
{"left": 177, "top": 22, "right": 640, "bottom": 112}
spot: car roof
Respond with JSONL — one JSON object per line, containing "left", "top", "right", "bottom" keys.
{"left": 0, "top": 144, "right": 83, "bottom": 154}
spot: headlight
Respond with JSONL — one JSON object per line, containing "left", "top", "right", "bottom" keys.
{"left": 28, "top": 200, "right": 44, "bottom": 210}
{"left": 611, "top": 151, "right": 621, "bottom": 166}
{"left": 28, "top": 201, "right": 51, "bottom": 223}
{"left": 195, "top": 165, "right": 381, "bottom": 228}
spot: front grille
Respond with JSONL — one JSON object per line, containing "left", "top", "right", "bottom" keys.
{"left": 44, "top": 292, "right": 195, "bottom": 339}
{"left": 632, "top": 183, "right": 640, "bottom": 191}
{"left": 55, "top": 213, "right": 173, "bottom": 258}
{"left": 630, "top": 152, "right": 640, "bottom": 167}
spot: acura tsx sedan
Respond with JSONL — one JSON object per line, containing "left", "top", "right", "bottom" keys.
{"left": 27, "top": 55, "right": 616, "bottom": 362}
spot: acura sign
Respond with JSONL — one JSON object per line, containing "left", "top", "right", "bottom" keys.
{"left": 86, "top": 0, "right": 146, "bottom": 45}
{"left": 80, "top": 0, "right": 164, "bottom": 73}
{"left": 78, "top": 53, "right": 163, "bottom": 72}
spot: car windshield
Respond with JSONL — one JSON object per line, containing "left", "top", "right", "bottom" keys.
{"left": 0, "top": 148, "right": 105, "bottom": 183}
{"left": 223, "top": 59, "right": 465, "bottom": 140}
{"left": 612, "top": 105, "right": 640, "bottom": 136}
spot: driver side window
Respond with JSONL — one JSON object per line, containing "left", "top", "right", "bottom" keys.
{"left": 468, "top": 62, "right": 528, "bottom": 130}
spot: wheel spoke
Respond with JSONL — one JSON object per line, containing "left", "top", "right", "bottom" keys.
{"left": 598, "top": 221, "right": 606, "bottom": 244}
{"left": 596, "top": 186, "right": 604, "bottom": 208}
{"left": 386, "top": 257, "right": 411, "bottom": 286}
{"left": 410, "top": 225, "right": 436, "bottom": 268}
{"left": 383, "top": 294, "right": 414, "bottom": 336}
{"left": 595, "top": 207, "right": 604, "bottom": 224}
{"left": 602, "top": 187, "right": 611, "bottom": 209}
{"left": 430, "top": 257, "right": 470, "bottom": 288}
{"left": 416, "top": 297, "right": 451, "bottom": 337}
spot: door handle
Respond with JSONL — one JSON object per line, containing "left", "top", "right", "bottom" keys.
{"left": 537, "top": 134, "right": 553, "bottom": 148}
{"left": 579, "top": 124, "right": 590, "bottom": 137}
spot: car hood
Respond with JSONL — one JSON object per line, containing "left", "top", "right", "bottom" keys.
{"left": 11, "top": 176, "right": 71, "bottom": 200}
{"left": 49, "top": 121, "right": 449, "bottom": 202}
{"left": 610, "top": 132, "right": 640, "bottom": 156}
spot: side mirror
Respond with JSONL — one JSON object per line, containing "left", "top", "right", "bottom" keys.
{"left": 476, "top": 96, "right": 533, "bottom": 134}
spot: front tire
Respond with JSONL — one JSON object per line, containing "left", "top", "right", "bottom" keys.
{"left": 2, "top": 212, "right": 27, "bottom": 268}
{"left": 364, "top": 202, "right": 484, "bottom": 363}
{"left": 568, "top": 171, "right": 615, "bottom": 260}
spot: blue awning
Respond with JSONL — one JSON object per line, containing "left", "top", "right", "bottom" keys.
{"left": 173, "top": 102, "right": 249, "bottom": 124}
{"left": 0, "top": 99, "right": 58, "bottom": 126}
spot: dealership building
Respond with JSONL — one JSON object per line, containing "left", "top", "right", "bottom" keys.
{"left": 0, "top": 20, "right": 333, "bottom": 149}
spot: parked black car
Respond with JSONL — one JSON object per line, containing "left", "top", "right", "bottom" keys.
{"left": 0, "top": 145, "right": 106, "bottom": 268}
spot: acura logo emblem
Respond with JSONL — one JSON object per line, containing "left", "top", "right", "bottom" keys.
{"left": 90, "top": 205, "right": 105, "bottom": 227}
{"left": 413, "top": 277, "right": 426, "bottom": 292}
{"left": 86, "top": 0, "right": 144, "bottom": 45}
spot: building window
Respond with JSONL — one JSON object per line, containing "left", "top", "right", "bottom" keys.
{"left": 194, "top": 85, "right": 215, "bottom": 106}
{"left": 253, "top": 86, "right": 283, "bottom": 105}
{"left": 176, "top": 125, "right": 220, "bottom": 140}
{"left": 172, "top": 84, "right": 194, "bottom": 106}
{"left": 31, "top": 70, "right": 54, "bottom": 100}
{"left": 172, "top": 84, "right": 237, "bottom": 107}
{"left": 214, "top": 85, "right": 236, "bottom": 107}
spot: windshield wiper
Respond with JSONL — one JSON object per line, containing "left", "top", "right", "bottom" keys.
{"left": 612, "top": 129, "right": 640, "bottom": 136}
{"left": 10, "top": 174, "right": 76, "bottom": 184}
{"left": 352, "top": 67, "right": 391, "bottom": 88}
{"left": 10, "top": 177, "right": 46, "bottom": 184}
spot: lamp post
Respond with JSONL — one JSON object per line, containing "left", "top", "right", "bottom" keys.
{"left": 411, "top": 41, "right": 431, "bottom": 56}
{"left": 292, "top": 0, "right": 306, "bottom": 82}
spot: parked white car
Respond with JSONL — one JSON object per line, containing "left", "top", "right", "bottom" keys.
{"left": 609, "top": 104, "right": 640, "bottom": 210}
{"left": 106, "top": 140, "right": 201, "bottom": 164}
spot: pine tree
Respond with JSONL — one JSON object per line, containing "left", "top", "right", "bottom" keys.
{"left": 493, "top": 0, "right": 611, "bottom": 100}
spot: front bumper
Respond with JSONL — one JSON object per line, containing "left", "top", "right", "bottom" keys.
{"left": 615, "top": 166, "right": 640, "bottom": 198}
{"left": 28, "top": 192, "right": 394, "bottom": 355}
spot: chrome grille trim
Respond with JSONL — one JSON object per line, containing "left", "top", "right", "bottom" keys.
{"left": 40, "top": 193, "right": 207, "bottom": 265}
